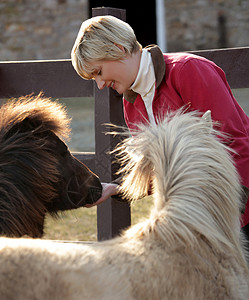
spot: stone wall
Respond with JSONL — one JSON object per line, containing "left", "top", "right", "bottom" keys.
{"left": 165, "top": 0, "right": 249, "bottom": 52}
{"left": 0, "top": 0, "right": 248, "bottom": 61}
{"left": 0, "top": 0, "right": 89, "bottom": 60}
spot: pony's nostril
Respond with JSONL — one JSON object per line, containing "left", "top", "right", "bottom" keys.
{"left": 86, "top": 187, "right": 102, "bottom": 205}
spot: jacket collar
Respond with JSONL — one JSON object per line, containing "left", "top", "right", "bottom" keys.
{"left": 123, "top": 45, "right": 165, "bottom": 104}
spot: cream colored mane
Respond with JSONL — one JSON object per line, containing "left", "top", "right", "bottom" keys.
{"left": 115, "top": 110, "right": 248, "bottom": 270}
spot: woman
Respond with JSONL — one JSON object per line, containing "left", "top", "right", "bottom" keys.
{"left": 71, "top": 15, "right": 249, "bottom": 240}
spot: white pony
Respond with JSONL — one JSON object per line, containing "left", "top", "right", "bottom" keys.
{"left": 0, "top": 110, "right": 249, "bottom": 300}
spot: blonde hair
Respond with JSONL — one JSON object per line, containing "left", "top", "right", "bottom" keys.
{"left": 71, "top": 15, "right": 142, "bottom": 80}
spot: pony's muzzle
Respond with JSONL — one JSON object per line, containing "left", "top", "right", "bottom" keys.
{"left": 87, "top": 185, "right": 103, "bottom": 205}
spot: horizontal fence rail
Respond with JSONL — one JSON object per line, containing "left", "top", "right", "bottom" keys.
{"left": 1, "top": 47, "right": 248, "bottom": 99}
{"left": 190, "top": 47, "right": 249, "bottom": 89}
{"left": 0, "top": 60, "right": 93, "bottom": 99}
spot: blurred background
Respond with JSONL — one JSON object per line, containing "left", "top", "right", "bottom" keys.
{"left": 1, "top": 0, "right": 249, "bottom": 61}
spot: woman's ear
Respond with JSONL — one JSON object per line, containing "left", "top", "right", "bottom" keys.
{"left": 114, "top": 43, "right": 126, "bottom": 53}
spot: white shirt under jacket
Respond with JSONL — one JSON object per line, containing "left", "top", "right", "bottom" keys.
{"left": 129, "top": 49, "right": 156, "bottom": 124}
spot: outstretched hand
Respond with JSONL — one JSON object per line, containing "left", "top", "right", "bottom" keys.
{"left": 85, "top": 183, "right": 120, "bottom": 208}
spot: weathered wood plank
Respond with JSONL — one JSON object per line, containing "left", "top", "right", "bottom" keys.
{"left": 190, "top": 47, "right": 249, "bottom": 89}
{"left": 93, "top": 7, "right": 131, "bottom": 241}
{"left": 92, "top": 6, "right": 126, "bottom": 19}
{"left": 94, "top": 85, "right": 131, "bottom": 240}
{"left": 0, "top": 60, "right": 93, "bottom": 98}
{"left": 73, "top": 152, "right": 96, "bottom": 174}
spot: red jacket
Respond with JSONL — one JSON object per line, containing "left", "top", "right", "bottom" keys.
{"left": 123, "top": 45, "right": 249, "bottom": 226}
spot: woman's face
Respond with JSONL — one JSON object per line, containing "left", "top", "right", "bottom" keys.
{"left": 90, "top": 53, "right": 140, "bottom": 95}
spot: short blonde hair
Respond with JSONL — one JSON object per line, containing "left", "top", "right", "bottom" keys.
{"left": 71, "top": 15, "right": 142, "bottom": 80}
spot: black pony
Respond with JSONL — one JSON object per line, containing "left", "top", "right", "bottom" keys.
{"left": 0, "top": 95, "right": 102, "bottom": 237}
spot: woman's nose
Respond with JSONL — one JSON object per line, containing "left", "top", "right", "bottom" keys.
{"left": 95, "top": 78, "right": 105, "bottom": 90}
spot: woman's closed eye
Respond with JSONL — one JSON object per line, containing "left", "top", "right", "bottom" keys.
{"left": 94, "top": 69, "right": 102, "bottom": 76}
{"left": 91, "top": 69, "right": 101, "bottom": 79}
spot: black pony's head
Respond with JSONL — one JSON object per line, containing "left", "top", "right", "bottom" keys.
{"left": 0, "top": 95, "right": 102, "bottom": 237}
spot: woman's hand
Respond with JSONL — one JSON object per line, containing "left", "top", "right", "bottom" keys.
{"left": 85, "top": 183, "right": 120, "bottom": 208}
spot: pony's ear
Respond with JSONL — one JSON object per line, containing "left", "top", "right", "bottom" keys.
{"left": 202, "top": 110, "right": 211, "bottom": 122}
{"left": 201, "top": 110, "right": 212, "bottom": 133}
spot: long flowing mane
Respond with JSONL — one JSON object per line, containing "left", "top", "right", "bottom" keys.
{"left": 115, "top": 110, "right": 248, "bottom": 270}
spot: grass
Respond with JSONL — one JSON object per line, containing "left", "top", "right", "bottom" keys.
{"left": 43, "top": 196, "right": 153, "bottom": 241}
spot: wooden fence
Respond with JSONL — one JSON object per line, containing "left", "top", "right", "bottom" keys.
{"left": 0, "top": 7, "right": 249, "bottom": 240}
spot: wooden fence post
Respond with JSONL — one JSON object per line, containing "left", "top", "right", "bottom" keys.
{"left": 92, "top": 7, "right": 131, "bottom": 240}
